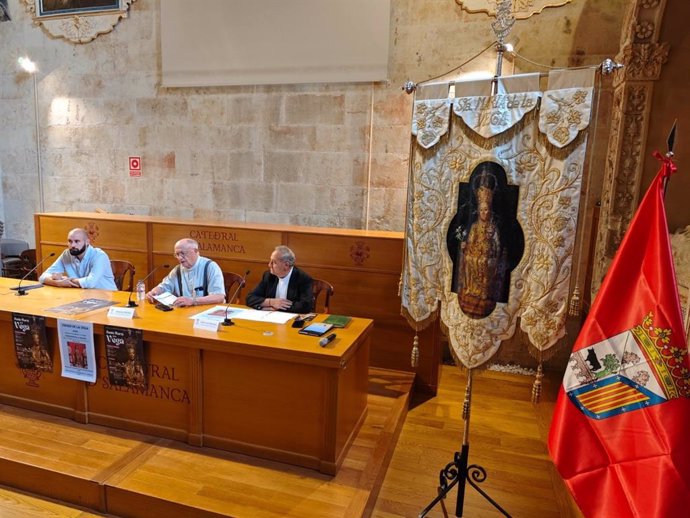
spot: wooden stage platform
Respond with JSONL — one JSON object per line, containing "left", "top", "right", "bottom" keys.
{"left": 0, "top": 368, "right": 413, "bottom": 518}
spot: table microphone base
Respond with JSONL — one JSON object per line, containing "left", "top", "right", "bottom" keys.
{"left": 127, "top": 301, "right": 138, "bottom": 307}
{"left": 221, "top": 319, "right": 235, "bottom": 326}
{"left": 15, "top": 290, "right": 27, "bottom": 296}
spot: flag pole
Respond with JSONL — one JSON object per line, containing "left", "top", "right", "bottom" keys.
{"left": 418, "top": 368, "right": 511, "bottom": 518}
{"left": 662, "top": 120, "right": 677, "bottom": 197}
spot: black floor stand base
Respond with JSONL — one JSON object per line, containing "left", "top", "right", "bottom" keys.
{"left": 419, "top": 444, "right": 511, "bottom": 518}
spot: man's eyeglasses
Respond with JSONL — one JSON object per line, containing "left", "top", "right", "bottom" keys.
{"left": 174, "top": 250, "right": 195, "bottom": 258}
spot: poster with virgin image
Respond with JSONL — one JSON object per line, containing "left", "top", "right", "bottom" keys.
{"left": 57, "top": 319, "right": 96, "bottom": 382}
{"left": 12, "top": 313, "right": 53, "bottom": 372}
{"left": 104, "top": 325, "right": 146, "bottom": 389}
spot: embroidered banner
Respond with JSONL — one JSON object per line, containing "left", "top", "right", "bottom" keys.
{"left": 402, "top": 69, "right": 596, "bottom": 368}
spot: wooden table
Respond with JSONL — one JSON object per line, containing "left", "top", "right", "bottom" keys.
{"left": 35, "top": 211, "right": 441, "bottom": 395}
{"left": 0, "top": 278, "right": 371, "bottom": 475}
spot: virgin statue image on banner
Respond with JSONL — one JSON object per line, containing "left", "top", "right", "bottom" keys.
{"left": 104, "top": 326, "right": 146, "bottom": 390}
{"left": 12, "top": 313, "right": 53, "bottom": 372}
{"left": 447, "top": 161, "right": 524, "bottom": 319}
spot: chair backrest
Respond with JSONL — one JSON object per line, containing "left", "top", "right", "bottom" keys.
{"left": 19, "top": 249, "right": 37, "bottom": 280}
{"left": 1, "top": 239, "right": 30, "bottom": 279}
{"left": 223, "top": 271, "right": 246, "bottom": 304}
{"left": 0, "top": 238, "right": 29, "bottom": 257}
{"left": 110, "top": 260, "right": 135, "bottom": 292}
{"left": 312, "top": 278, "right": 334, "bottom": 314}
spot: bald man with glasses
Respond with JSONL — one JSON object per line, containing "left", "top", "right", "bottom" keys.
{"left": 145, "top": 238, "right": 225, "bottom": 307}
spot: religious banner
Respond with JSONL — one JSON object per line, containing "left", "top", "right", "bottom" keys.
{"left": 57, "top": 319, "right": 96, "bottom": 382}
{"left": 12, "top": 313, "right": 52, "bottom": 372}
{"left": 401, "top": 69, "right": 596, "bottom": 368}
{"left": 104, "top": 326, "right": 146, "bottom": 390}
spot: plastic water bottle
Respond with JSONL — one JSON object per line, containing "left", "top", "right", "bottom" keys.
{"left": 136, "top": 280, "right": 145, "bottom": 302}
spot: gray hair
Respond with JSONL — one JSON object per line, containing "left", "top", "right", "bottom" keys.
{"left": 274, "top": 245, "right": 295, "bottom": 266}
{"left": 175, "top": 238, "right": 199, "bottom": 251}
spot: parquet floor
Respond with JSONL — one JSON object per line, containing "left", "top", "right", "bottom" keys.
{"left": 0, "top": 366, "right": 582, "bottom": 518}
{"left": 371, "top": 365, "right": 583, "bottom": 518}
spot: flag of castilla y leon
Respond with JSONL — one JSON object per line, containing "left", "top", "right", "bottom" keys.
{"left": 548, "top": 152, "right": 690, "bottom": 518}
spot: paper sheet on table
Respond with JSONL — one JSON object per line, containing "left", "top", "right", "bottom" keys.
{"left": 190, "top": 306, "right": 296, "bottom": 324}
{"left": 235, "top": 309, "right": 297, "bottom": 324}
{"left": 153, "top": 291, "right": 177, "bottom": 306}
{"left": 190, "top": 305, "right": 247, "bottom": 322}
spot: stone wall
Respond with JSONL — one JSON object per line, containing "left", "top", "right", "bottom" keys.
{"left": 0, "top": 0, "right": 626, "bottom": 244}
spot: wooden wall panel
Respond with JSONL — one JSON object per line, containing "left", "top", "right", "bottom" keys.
{"left": 151, "top": 223, "right": 282, "bottom": 261}
{"left": 288, "top": 233, "right": 402, "bottom": 272}
{"left": 35, "top": 215, "right": 148, "bottom": 251}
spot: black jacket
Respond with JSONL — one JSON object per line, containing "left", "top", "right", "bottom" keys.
{"left": 245, "top": 267, "right": 314, "bottom": 313}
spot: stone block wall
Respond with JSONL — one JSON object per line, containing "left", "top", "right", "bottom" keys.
{"left": 0, "top": 0, "right": 625, "bottom": 244}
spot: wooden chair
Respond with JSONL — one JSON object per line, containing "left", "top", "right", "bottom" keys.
{"left": 312, "top": 278, "right": 334, "bottom": 314}
{"left": 223, "top": 271, "right": 246, "bottom": 304}
{"left": 110, "top": 260, "right": 135, "bottom": 292}
{"left": 19, "top": 249, "right": 37, "bottom": 280}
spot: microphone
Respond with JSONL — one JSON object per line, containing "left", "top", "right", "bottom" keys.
{"left": 127, "top": 263, "right": 170, "bottom": 307}
{"left": 222, "top": 269, "right": 250, "bottom": 327}
{"left": 319, "top": 333, "right": 337, "bottom": 347}
{"left": 15, "top": 252, "right": 56, "bottom": 296}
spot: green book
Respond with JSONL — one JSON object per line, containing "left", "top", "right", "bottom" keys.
{"left": 323, "top": 314, "right": 352, "bottom": 328}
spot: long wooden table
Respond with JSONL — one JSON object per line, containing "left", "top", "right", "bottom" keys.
{"left": 34, "top": 212, "right": 441, "bottom": 395}
{"left": 0, "top": 278, "right": 371, "bottom": 475}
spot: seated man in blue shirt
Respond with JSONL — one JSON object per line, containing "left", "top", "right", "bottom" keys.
{"left": 145, "top": 238, "right": 225, "bottom": 307}
{"left": 39, "top": 228, "right": 117, "bottom": 290}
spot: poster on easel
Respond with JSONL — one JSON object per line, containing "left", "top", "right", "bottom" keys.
{"left": 104, "top": 325, "right": 146, "bottom": 389}
{"left": 57, "top": 319, "right": 96, "bottom": 382}
{"left": 12, "top": 313, "right": 53, "bottom": 372}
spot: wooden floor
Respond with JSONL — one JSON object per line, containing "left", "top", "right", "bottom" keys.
{"left": 371, "top": 365, "right": 583, "bottom": 518}
{"left": 0, "top": 365, "right": 582, "bottom": 518}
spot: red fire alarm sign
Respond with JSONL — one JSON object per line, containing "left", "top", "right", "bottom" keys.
{"left": 129, "top": 156, "right": 141, "bottom": 177}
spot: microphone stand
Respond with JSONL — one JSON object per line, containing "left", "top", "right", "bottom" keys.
{"left": 16, "top": 252, "right": 56, "bottom": 296}
{"left": 222, "top": 270, "right": 250, "bottom": 327}
{"left": 126, "top": 264, "right": 170, "bottom": 307}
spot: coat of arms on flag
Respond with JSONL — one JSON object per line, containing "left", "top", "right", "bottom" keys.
{"left": 563, "top": 312, "right": 689, "bottom": 420}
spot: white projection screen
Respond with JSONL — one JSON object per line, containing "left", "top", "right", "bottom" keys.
{"left": 161, "top": 0, "right": 391, "bottom": 87}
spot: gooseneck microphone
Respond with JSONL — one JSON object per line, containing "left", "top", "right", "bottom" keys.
{"left": 15, "top": 252, "right": 56, "bottom": 296}
{"left": 319, "top": 333, "right": 337, "bottom": 347}
{"left": 127, "top": 263, "right": 170, "bottom": 307}
{"left": 222, "top": 269, "right": 250, "bottom": 327}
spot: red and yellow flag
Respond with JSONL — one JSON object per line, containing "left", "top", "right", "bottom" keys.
{"left": 548, "top": 153, "right": 690, "bottom": 517}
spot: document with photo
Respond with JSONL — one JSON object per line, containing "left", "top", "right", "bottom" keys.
{"left": 57, "top": 319, "right": 96, "bottom": 383}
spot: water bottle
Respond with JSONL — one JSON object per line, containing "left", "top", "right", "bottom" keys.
{"left": 136, "top": 280, "right": 145, "bottom": 302}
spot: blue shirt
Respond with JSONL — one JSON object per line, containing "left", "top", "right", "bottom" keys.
{"left": 39, "top": 246, "right": 117, "bottom": 290}
{"left": 155, "top": 256, "right": 225, "bottom": 298}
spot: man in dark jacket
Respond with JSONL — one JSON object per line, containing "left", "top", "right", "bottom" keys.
{"left": 246, "top": 245, "right": 313, "bottom": 313}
